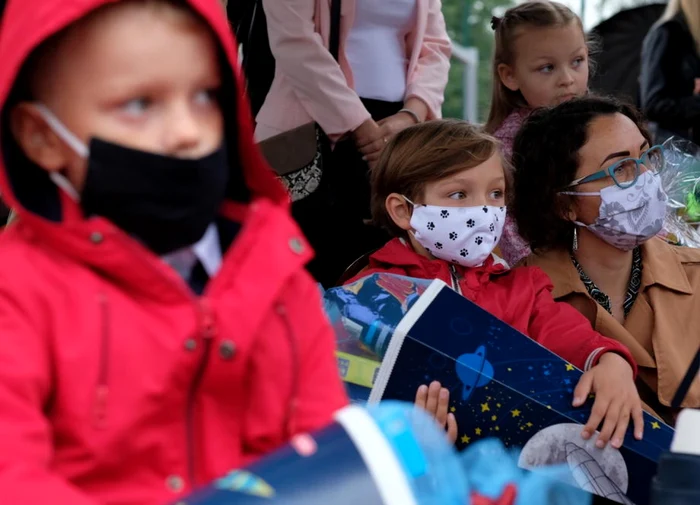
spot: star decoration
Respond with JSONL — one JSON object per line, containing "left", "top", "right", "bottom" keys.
{"left": 461, "top": 434, "right": 471, "bottom": 444}
{"left": 496, "top": 403, "right": 502, "bottom": 408}
{"left": 511, "top": 409, "right": 521, "bottom": 417}
{"left": 481, "top": 402, "right": 490, "bottom": 412}
{"left": 470, "top": 484, "right": 517, "bottom": 505}
{"left": 526, "top": 422, "right": 533, "bottom": 428}
{"left": 475, "top": 428, "right": 482, "bottom": 435}
{"left": 507, "top": 367, "right": 512, "bottom": 372}
{"left": 651, "top": 421, "right": 661, "bottom": 430}
{"left": 491, "top": 415, "right": 497, "bottom": 421}
{"left": 495, "top": 426, "right": 500, "bottom": 431}
{"left": 450, "top": 406, "right": 456, "bottom": 413}
{"left": 565, "top": 363, "right": 575, "bottom": 371}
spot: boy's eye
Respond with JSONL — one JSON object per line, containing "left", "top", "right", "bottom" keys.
{"left": 539, "top": 64, "right": 554, "bottom": 74}
{"left": 490, "top": 189, "right": 505, "bottom": 200}
{"left": 448, "top": 191, "right": 466, "bottom": 200}
{"left": 121, "top": 98, "right": 151, "bottom": 115}
{"left": 193, "top": 88, "right": 219, "bottom": 106}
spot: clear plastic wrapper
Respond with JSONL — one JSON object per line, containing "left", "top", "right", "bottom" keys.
{"left": 659, "top": 138, "right": 700, "bottom": 248}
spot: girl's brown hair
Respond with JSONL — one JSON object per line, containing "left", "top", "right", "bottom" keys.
{"left": 484, "top": 1, "right": 592, "bottom": 133}
{"left": 370, "top": 119, "right": 508, "bottom": 237}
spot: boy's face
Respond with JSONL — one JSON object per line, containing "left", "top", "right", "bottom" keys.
{"left": 385, "top": 153, "right": 506, "bottom": 256}
{"left": 419, "top": 153, "right": 506, "bottom": 209}
{"left": 12, "top": 2, "right": 224, "bottom": 192}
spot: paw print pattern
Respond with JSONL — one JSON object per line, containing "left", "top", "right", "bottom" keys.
{"left": 499, "top": 206, "right": 504, "bottom": 211}
{"left": 489, "top": 223, "right": 495, "bottom": 232}
{"left": 427, "top": 221, "right": 435, "bottom": 230}
{"left": 482, "top": 206, "right": 488, "bottom": 213}
{"left": 466, "top": 219, "right": 476, "bottom": 228}
{"left": 435, "top": 242, "right": 443, "bottom": 250}
{"left": 475, "top": 236, "right": 483, "bottom": 245}
{"left": 460, "top": 249, "right": 469, "bottom": 257}
{"left": 440, "top": 210, "right": 450, "bottom": 218}
{"left": 449, "top": 232, "right": 458, "bottom": 240}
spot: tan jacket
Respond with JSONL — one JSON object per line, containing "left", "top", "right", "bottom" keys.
{"left": 524, "top": 238, "right": 700, "bottom": 424}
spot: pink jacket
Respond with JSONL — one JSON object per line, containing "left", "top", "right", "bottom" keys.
{"left": 255, "top": 0, "right": 452, "bottom": 141}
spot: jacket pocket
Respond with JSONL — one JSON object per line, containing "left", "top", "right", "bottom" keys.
{"left": 92, "top": 292, "right": 111, "bottom": 429}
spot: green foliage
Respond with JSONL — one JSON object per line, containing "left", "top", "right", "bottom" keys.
{"left": 441, "top": 0, "right": 515, "bottom": 122}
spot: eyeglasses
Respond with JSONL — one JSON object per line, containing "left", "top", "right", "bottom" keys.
{"left": 565, "top": 145, "right": 665, "bottom": 190}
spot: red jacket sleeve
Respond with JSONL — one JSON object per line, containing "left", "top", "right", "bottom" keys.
{"left": 0, "top": 287, "right": 99, "bottom": 505}
{"left": 526, "top": 268, "right": 637, "bottom": 375}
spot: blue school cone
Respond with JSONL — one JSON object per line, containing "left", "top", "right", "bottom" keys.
{"left": 177, "top": 402, "right": 467, "bottom": 505}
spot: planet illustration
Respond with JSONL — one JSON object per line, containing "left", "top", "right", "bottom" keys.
{"left": 455, "top": 345, "right": 494, "bottom": 401}
{"left": 518, "top": 423, "right": 631, "bottom": 505}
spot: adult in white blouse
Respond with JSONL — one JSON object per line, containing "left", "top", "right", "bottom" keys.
{"left": 257, "top": 0, "right": 451, "bottom": 287}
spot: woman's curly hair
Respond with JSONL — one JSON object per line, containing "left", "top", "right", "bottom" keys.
{"left": 511, "top": 95, "right": 651, "bottom": 252}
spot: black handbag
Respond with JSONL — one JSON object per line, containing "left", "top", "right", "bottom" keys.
{"left": 254, "top": 0, "right": 342, "bottom": 202}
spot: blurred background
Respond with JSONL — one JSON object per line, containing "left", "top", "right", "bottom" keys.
{"left": 447, "top": 0, "right": 666, "bottom": 122}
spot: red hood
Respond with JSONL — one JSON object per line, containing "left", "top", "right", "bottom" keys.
{"left": 0, "top": 0, "right": 288, "bottom": 227}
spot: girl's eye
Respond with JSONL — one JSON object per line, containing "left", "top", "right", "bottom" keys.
{"left": 449, "top": 191, "right": 466, "bottom": 200}
{"left": 572, "top": 57, "right": 585, "bottom": 68}
{"left": 121, "top": 98, "right": 151, "bottom": 115}
{"left": 539, "top": 64, "right": 554, "bottom": 74}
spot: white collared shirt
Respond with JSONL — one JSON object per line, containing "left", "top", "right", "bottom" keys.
{"left": 161, "top": 224, "right": 222, "bottom": 282}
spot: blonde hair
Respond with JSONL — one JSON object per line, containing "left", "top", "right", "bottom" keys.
{"left": 659, "top": 0, "right": 700, "bottom": 54}
{"left": 370, "top": 120, "right": 508, "bottom": 237}
{"left": 485, "top": 1, "right": 587, "bottom": 133}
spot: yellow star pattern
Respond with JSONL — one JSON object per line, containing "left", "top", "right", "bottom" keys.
{"left": 511, "top": 409, "right": 521, "bottom": 417}
{"left": 565, "top": 363, "right": 575, "bottom": 371}
{"left": 491, "top": 415, "right": 497, "bottom": 421}
{"left": 475, "top": 428, "right": 482, "bottom": 435}
{"left": 481, "top": 402, "right": 490, "bottom": 412}
{"left": 507, "top": 367, "right": 512, "bottom": 372}
{"left": 450, "top": 407, "right": 456, "bottom": 413}
{"left": 651, "top": 421, "right": 661, "bottom": 430}
{"left": 461, "top": 435, "right": 471, "bottom": 444}
{"left": 496, "top": 403, "right": 502, "bottom": 408}
{"left": 495, "top": 426, "right": 500, "bottom": 431}
{"left": 526, "top": 422, "right": 533, "bottom": 428}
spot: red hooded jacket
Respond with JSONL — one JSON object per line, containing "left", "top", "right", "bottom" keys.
{"left": 0, "top": 1, "right": 347, "bottom": 504}
{"left": 348, "top": 239, "right": 636, "bottom": 374}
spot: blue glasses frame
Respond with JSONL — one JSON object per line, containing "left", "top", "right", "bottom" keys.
{"left": 565, "top": 145, "right": 665, "bottom": 190}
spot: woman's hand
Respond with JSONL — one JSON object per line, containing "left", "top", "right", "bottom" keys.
{"left": 415, "top": 381, "right": 458, "bottom": 444}
{"left": 352, "top": 119, "right": 384, "bottom": 168}
{"left": 573, "top": 352, "right": 644, "bottom": 449}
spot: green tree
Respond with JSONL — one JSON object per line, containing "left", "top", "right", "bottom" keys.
{"left": 441, "top": 0, "right": 515, "bottom": 122}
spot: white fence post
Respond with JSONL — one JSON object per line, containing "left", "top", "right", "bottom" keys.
{"left": 450, "top": 42, "right": 479, "bottom": 124}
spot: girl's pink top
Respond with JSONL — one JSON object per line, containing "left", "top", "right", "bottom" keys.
{"left": 493, "top": 108, "right": 532, "bottom": 266}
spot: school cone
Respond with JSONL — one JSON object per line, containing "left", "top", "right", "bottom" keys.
{"left": 177, "top": 401, "right": 468, "bottom": 505}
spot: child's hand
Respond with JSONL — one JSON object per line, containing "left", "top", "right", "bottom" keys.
{"left": 415, "top": 381, "right": 458, "bottom": 444}
{"left": 573, "top": 352, "right": 644, "bottom": 449}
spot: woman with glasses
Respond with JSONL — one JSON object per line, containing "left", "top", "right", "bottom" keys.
{"left": 510, "top": 96, "right": 700, "bottom": 425}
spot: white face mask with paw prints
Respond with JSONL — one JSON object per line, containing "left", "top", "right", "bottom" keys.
{"left": 406, "top": 198, "right": 507, "bottom": 268}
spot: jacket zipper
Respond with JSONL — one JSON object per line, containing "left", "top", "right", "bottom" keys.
{"left": 276, "top": 305, "right": 300, "bottom": 438}
{"left": 450, "top": 265, "right": 463, "bottom": 295}
{"left": 186, "top": 298, "right": 216, "bottom": 486}
{"left": 93, "top": 293, "right": 110, "bottom": 429}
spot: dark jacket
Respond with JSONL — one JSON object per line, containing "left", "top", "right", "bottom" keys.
{"left": 640, "top": 13, "right": 700, "bottom": 143}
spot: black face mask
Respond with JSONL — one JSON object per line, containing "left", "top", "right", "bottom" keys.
{"left": 81, "top": 138, "right": 229, "bottom": 256}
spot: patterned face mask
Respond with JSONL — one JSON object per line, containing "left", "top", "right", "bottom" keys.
{"left": 561, "top": 170, "right": 667, "bottom": 251}
{"left": 406, "top": 198, "right": 507, "bottom": 267}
